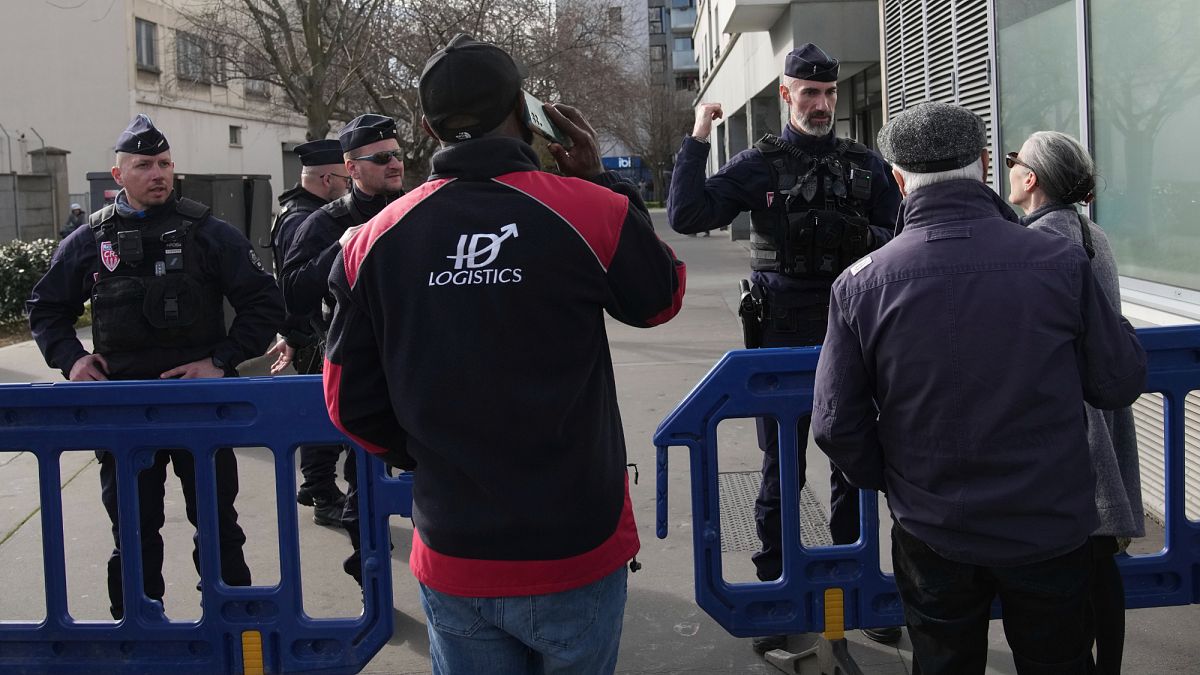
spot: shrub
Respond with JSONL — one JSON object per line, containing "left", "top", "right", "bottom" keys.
{"left": 0, "top": 238, "right": 59, "bottom": 324}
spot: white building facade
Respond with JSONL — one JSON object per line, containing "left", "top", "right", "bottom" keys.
{"left": 0, "top": 0, "right": 308, "bottom": 219}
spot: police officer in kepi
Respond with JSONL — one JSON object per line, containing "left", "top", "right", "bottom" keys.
{"left": 26, "top": 114, "right": 285, "bottom": 620}
{"left": 280, "top": 113, "right": 405, "bottom": 585}
{"left": 667, "top": 43, "right": 903, "bottom": 652}
{"left": 265, "top": 138, "right": 352, "bottom": 527}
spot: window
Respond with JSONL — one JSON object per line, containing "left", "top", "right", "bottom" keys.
{"left": 674, "top": 37, "right": 692, "bottom": 51}
{"left": 176, "top": 31, "right": 206, "bottom": 82}
{"left": 649, "top": 7, "right": 664, "bottom": 34}
{"left": 608, "top": 6, "right": 622, "bottom": 25}
{"left": 675, "top": 75, "right": 699, "bottom": 91}
{"left": 671, "top": 0, "right": 694, "bottom": 8}
{"left": 650, "top": 45, "right": 667, "bottom": 73}
{"left": 176, "top": 31, "right": 224, "bottom": 84}
{"left": 229, "top": 125, "right": 242, "bottom": 147}
{"left": 135, "top": 19, "right": 157, "bottom": 71}
{"left": 209, "top": 41, "right": 228, "bottom": 85}
{"left": 244, "top": 51, "right": 271, "bottom": 99}
{"left": 997, "top": 0, "right": 1079, "bottom": 205}
{"left": 1090, "top": 0, "right": 1200, "bottom": 291}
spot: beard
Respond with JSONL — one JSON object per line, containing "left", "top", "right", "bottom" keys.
{"left": 797, "top": 114, "right": 833, "bottom": 137}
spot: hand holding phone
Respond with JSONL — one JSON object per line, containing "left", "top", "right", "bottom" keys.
{"left": 541, "top": 103, "right": 604, "bottom": 180}
{"left": 522, "top": 91, "right": 573, "bottom": 149}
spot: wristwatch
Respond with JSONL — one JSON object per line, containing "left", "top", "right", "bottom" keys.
{"left": 211, "top": 354, "right": 229, "bottom": 371}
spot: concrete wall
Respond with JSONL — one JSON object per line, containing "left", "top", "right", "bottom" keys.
{"left": 0, "top": 175, "right": 56, "bottom": 242}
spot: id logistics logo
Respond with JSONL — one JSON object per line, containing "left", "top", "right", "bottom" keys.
{"left": 428, "top": 223, "right": 524, "bottom": 286}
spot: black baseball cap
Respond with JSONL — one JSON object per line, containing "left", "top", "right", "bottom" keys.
{"left": 419, "top": 34, "right": 527, "bottom": 142}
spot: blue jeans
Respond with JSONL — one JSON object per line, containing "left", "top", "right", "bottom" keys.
{"left": 419, "top": 566, "right": 628, "bottom": 675}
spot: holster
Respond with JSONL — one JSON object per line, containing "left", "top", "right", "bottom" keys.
{"left": 738, "top": 279, "right": 765, "bottom": 349}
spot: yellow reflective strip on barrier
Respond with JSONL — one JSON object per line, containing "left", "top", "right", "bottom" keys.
{"left": 822, "top": 588, "right": 845, "bottom": 641}
{"left": 242, "top": 630, "right": 264, "bottom": 675}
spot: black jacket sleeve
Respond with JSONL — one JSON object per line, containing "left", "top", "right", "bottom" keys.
{"left": 280, "top": 210, "right": 342, "bottom": 320}
{"left": 27, "top": 227, "right": 95, "bottom": 378}
{"left": 323, "top": 249, "right": 413, "bottom": 469}
{"left": 592, "top": 172, "right": 687, "bottom": 328}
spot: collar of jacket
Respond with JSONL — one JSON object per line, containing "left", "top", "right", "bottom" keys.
{"left": 115, "top": 189, "right": 177, "bottom": 221}
{"left": 895, "top": 179, "right": 1020, "bottom": 232}
{"left": 277, "top": 184, "right": 325, "bottom": 207}
{"left": 429, "top": 136, "right": 542, "bottom": 180}
{"left": 351, "top": 182, "right": 402, "bottom": 216}
{"left": 781, "top": 123, "right": 837, "bottom": 154}
{"left": 1020, "top": 201, "right": 1077, "bottom": 228}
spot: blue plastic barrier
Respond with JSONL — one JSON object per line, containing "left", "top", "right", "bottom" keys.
{"left": 0, "top": 375, "right": 412, "bottom": 674}
{"left": 654, "top": 325, "right": 1200, "bottom": 638}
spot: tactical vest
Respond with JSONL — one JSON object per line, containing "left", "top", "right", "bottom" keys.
{"left": 321, "top": 190, "right": 370, "bottom": 233}
{"left": 268, "top": 196, "right": 321, "bottom": 276}
{"left": 88, "top": 198, "right": 226, "bottom": 357}
{"left": 749, "top": 134, "right": 875, "bottom": 279}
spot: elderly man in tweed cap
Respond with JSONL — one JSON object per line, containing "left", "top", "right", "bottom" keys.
{"left": 811, "top": 102, "right": 1147, "bottom": 674}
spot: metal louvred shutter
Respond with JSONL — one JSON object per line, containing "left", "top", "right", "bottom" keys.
{"left": 1131, "top": 393, "right": 1200, "bottom": 522}
{"left": 883, "top": 0, "right": 907, "bottom": 115}
{"left": 882, "top": 0, "right": 993, "bottom": 147}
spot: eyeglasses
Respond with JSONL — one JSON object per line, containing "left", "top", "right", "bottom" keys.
{"left": 323, "top": 173, "right": 351, "bottom": 183}
{"left": 1005, "top": 152, "right": 1034, "bottom": 172}
{"left": 350, "top": 149, "right": 404, "bottom": 165}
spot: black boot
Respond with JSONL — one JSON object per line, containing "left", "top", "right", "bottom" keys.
{"left": 311, "top": 492, "right": 347, "bottom": 527}
{"left": 751, "top": 634, "right": 789, "bottom": 655}
{"left": 862, "top": 626, "right": 903, "bottom": 644}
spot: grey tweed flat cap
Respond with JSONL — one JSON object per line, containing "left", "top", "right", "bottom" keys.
{"left": 877, "top": 102, "right": 987, "bottom": 173}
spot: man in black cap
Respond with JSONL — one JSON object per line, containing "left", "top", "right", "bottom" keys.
{"left": 265, "top": 138, "right": 351, "bottom": 527}
{"left": 812, "top": 102, "right": 1146, "bottom": 674}
{"left": 27, "top": 114, "right": 284, "bottom": 620}
{"left": 667, "top": 43, "right": 903, "bottom": 651}
{"left": 323, "top": 34, "right": 685, "bottom": 674}
{"left": 280, "top": 114, "right": 405, "bottom": 584}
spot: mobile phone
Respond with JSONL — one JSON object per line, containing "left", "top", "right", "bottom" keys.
{"left": 522, "top": 91, "right": 573, "bottom": 149}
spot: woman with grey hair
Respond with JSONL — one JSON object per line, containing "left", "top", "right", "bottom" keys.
{"left": 1007, "top": 130, "right": 1144, "bottom": 674}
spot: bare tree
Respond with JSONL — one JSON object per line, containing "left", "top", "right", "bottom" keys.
{"left": 611, "top": 72, "right": 694, "bottom": 202}
{"left": 183, "top": 0, "right": 387, "bottom": 140}
{"left": 356, "top": 0, "right": 640, "bottom": 185}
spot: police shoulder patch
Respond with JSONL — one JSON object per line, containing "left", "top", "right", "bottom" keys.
{"left": 248, "top": 249, "right": 264, "bottom": 272}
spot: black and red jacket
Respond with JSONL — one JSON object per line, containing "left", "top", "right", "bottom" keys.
{"left": 324, "top": 137, "right": 685, "bottom": 597}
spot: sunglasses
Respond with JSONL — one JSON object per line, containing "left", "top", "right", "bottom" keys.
{"left": 350, "top": 149, "right": 404, "bottom": 165}
{"left": 323, "top": 173, "right": 351, "bottom": 182}
{"left": 1005, "top": 152, "right": 1034, "bottom": 172}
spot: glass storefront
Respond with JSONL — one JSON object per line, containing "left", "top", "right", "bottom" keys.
{"left": 1090, "top": 0, "right": 1200, "bottom": 291}
{"left": 995, "top": 0, "right": 1200, "bottom": 292}
{"left": 996, "top": 0, "right": 1079, "bottom": 210}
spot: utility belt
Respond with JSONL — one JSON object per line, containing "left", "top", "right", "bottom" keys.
{"left": 737, "top": 280, "right": 830, "bottom": 348}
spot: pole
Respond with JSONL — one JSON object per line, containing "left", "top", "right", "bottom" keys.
{"left": 29, "top": 127, "right": 54, "bottom": 239}
{"left": 0, "top": 122, "right": 18, "bottom": 240}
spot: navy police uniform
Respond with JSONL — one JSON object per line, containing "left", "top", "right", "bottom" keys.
{"left": 279, "top": 114, "right": 404, "bottom": 584}
{"left": 271, "top": 139, "right": 349, "bottom": 518}
{"left": 26, "top": 115, "right": 284, "bottom": 619}
{"left": 668, "top": 45, "right": 901, "bottom": 582}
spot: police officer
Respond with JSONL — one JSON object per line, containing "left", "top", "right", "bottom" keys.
{"left": 265, "top": 138, "right": 351, "bottom": 527}
{"left": 280, "top": 113, "right": 405, "bottom": 585}
{"left": 26, "top": 114, "right": 284, "bottom": 620}
{"left": 667, "top": 43, "right": 903, "bottom": 651}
